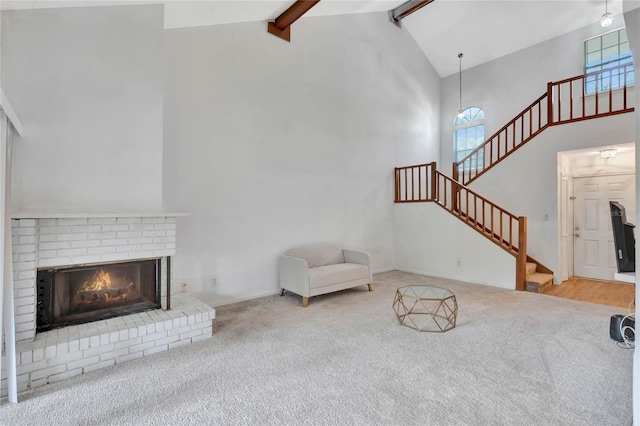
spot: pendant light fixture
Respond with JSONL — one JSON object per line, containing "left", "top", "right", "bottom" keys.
{"left": 601, "top": 0, "right": 614, "bottom": 27}
{"left": 600, "top": 148, "right": 617, "bottom": 158}
{"left": 457, "top": 53, "right": 464, "bottom": 119}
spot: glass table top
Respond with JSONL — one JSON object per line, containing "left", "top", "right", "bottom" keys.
{"left": 396, "top": 285, "right": 454, "bottom": 299}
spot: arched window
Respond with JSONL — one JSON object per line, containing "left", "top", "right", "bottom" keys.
{"left": 453, "top": 106, "right": 485, "bottom": 165}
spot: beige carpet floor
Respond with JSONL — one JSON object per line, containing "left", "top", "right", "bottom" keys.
{"left": 0, "top": 270, "right": 633, "bottom": 425}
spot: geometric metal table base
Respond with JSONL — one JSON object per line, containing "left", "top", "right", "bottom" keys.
{"left": 392, "top": 285, "right": 458, "bottom": 332}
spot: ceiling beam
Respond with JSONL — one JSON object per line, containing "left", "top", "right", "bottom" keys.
{"left": 389, "top": 0, "right": 436, "bottom": 28}
{"left": 268, "top": 0, "right": 321, "bottom": 42}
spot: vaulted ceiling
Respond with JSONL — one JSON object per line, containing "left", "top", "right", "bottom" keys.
{"left": 2, "top": 0, "right": 636, "bottom": 77}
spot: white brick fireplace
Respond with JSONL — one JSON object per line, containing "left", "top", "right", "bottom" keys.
{"left": 2, "top": 214, "right": 214, "bottom": 396}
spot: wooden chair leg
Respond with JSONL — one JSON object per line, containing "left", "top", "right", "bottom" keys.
{"left": 279, "top": 289, "right": 285, "bottom": 297}
{"left": 302, "top": 297, "right": 309, "bottom": 307}
{"left": 368, "top": 283, "right": 372, "bottom": 291}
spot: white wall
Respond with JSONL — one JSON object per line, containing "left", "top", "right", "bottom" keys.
{"left": 0, "top": 3, "right": 2, "bottom": 87}
{"left": 163, "top": 12, "right": 441, "bottom": 304}
{"left": 395, "top": 203, "right": 515, "bottom": 289}
{"left": 1, "top": 5, "right": 164, "bottom": 212}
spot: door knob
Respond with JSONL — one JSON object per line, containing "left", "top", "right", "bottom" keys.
{"left": 575, "top": 226, "right": 580, "bottom": 231}
{"left": 575, "top": 233, "right": 580, "bottom": 238}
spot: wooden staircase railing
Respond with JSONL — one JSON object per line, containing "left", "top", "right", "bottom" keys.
{"left": 454, "top": 64, "right": 635, "bottom": 185}
{"left": 395, "top": 162, "right": 528, "bottom": 290}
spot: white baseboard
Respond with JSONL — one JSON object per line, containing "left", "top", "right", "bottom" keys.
{"left": 394, "top": 267, "right": 515, "bottom": 290}
{"left": 200, "top": 289, "right": 282, "bottom": 308}
{"left": 202, "top": 267, "right": 514, "bottom": 307}
{"left": 198, "top": 267, "right": 395, "bottom": 307}
{"left": 372, "top": 267, "right": 395, "bottom": 274}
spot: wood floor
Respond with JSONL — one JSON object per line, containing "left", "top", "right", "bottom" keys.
{"left": 540, "top": 276, "right": 635, "bottom": 309}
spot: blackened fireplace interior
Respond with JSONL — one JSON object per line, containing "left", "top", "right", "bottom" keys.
{"left": 37, "top": 259, "right": 161, "bottom": 332}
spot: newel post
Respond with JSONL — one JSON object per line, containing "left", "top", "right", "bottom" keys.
{"left": 515, "top": 216, "right": 527, "bottom": 291}
{"left": 394, "top": 167, "right": 399, "bottom": 203}
{"left": 546, "top": 82, "right": 554, "bottom": 125}
{"left": 451, "top": 163, "right": 459, "bottom": 211}
{"left": 430, "top": 162, "right": 437, "bottom": 201}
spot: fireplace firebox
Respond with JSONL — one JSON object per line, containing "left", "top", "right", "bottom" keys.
{"left": 37, "top": 259, "right": 161, "bottom": 332}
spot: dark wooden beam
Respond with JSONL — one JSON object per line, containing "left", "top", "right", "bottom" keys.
{"left": 267, "top": 23, "right": 291, "bottom": 42}
{"left": 268, "top": 0, "right": 321, "bottom": 42}
{"left": 389, "top": 0, "right": 436, "bottom": 27}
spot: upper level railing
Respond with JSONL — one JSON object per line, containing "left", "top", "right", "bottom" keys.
{"left": 550, "top": 63, "right": 634, "bottom": 124}
{"left": 453, "top": 64, "right": 635, "bottom": 185}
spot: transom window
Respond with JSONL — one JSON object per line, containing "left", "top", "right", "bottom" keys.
{"left": 454, "top": 106, "right": 485, "bottom": 165}
{"left": 584, "top": 28, "right": 634, "bottom": 95}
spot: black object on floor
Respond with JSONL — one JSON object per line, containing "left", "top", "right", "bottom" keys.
{"left": 610, "top": 314, "right": 635, "bottom": 342}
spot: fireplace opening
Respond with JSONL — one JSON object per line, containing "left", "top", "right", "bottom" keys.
{"left": 37, "top": 259, "right": 161, "bottom": 332}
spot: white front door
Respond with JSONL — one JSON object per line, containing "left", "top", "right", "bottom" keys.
{"left": 574, "top": 174, "right": 635, "bottom": 280}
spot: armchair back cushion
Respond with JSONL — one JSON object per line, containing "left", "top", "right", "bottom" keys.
{"left": 284, "top": 243, "right": 344, "bottom": 268}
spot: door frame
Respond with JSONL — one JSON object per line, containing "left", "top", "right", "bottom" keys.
{"left": 559, "top": 175, "right": 573, "bottom": 282}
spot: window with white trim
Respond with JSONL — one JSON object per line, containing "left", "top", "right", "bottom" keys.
{"left": 453, "top": 106, "right": 485, "bottom": 166}
{"left": 584, "top": 28, "right": 634, "bottom": 95}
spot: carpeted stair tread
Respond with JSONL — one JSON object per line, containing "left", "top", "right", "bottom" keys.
{"left": 525, "top": 272, "right": 554, "bottom": 293}
{"left": 526, "top": 272, "right": 553, "bottom": 284}
{"left": 526, "top": 262, "right": 537, "bottom": 276}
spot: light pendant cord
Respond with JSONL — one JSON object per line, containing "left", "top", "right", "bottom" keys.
{"left": 458, "top": 53, "right": 464, "bottom": 117}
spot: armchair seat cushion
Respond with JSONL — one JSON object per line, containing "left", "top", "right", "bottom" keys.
{"left": 309, "top": 263, "right": 370, "bottom": 289}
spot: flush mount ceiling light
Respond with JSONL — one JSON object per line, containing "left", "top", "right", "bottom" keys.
{"left": 600, "top": 148, "right": 617, "bottom": 158}
{"left": 601, "top": 0, "right": 614, "bottom": 27}
{"left": 457, "top": 53, "right": 464, "bottom": 119}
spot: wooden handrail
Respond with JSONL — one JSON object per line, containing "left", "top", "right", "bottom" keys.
{"left": 453, "top": 64, "right": 635, "bottom": 186}
{"left": 457, "top": 92, "right": 548, "bottom": 168}
{"left": 552, "top": 62, "right": 632, "bottom": 85}
{"left": 435, "top": 171, "right": 518, "bottom": 222}
{"left": 455, "top": 92, "right": 549, "bottom": 185}
{"left": 433, "top": 170, "right": 520, "bottom": 254}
